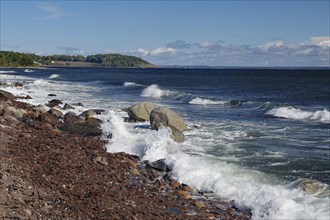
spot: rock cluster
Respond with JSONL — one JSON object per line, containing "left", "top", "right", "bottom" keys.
{"left": 0, "top": 88, "right": 252, "bottom": 219}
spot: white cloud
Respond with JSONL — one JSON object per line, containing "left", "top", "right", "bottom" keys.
{"left": 257, "top": 40, "right": 284, "bottom": 51}
{"left": 200, "top": 41, "right": 213, "bottom": 48}
{"left": 310, "top": 36, "right": 330, "bottom": 48}
{"left": 36, "top": 3, "right": 66, "bottom": 20}
{"left": 135, "top": 47, "right": 176, "bottom": 56}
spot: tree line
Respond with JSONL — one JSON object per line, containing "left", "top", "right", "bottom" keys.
{"left": 0, "top": 51, "right": 152, "bottom": 68}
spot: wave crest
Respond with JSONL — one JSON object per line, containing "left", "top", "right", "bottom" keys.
{"left": 189, "top": 97, "right": 231, "bottom": 105}
{"left": 24, "top": 69, "right": 35, "bottom": 73}
{"left": 266, "top": 106, "right": 330, "bottom": 123}
{"left": 141, "top": 84, "right": 171, "bottom": 98}
{"left": 49, "top": 74, "right": 60, "bottom": 79}
{"left": 0, "top": 70, "right": 16, "bottom": 74}
{"left": 123, "top": 81, "right": 142, "bottom": 87}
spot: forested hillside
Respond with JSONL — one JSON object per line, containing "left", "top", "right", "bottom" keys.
{"left": 0, "top": 51, "right": 154, "bottom": 68}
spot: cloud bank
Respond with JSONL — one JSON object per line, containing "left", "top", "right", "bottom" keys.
{"left": 129, "top": 36, "right": 330, "bottom": 67}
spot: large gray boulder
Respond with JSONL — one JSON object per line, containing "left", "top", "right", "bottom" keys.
{"left": 0, "top": 90, "right": 15, "bottom": 102}
{"left": 294, "top": 178, "right": 330, "bottom": 198}
{"left": 150, "top": 106, "right": 188, "bottom": 132}
{"left": 126, "top": 102, "right": 156, "bottom": 122}
{"left": 150, "top": 106, "right": 187, "bottom": 142}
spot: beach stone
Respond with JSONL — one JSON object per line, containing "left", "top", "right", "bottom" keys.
{"left": 177, "top": 190, "right": 192, "bottom": 199}
{"left": 64, "top": 112, "right": 84, "bottom": 124}
{"left": 165, "top": 207, "right": 182, "bottom": 215}
{"left": 0, "top": 90, "right": 15, "bottom": 101}
{"left": 46, "top": 99, "right": 63, "bottom": 108}
{"left": 2, "top": 106, "right": 24, "bottom": 119}
{"left": 38, "top": 112, "right": 58, "bottom": 126}
{"left": 150, "top": 106, "right": 188, "bottom": 132}
{"left": 80, "top": 109, "right": 105, "bottom": 119}
{"left": 171, "top": 180, "right": 180, "bottom": 189}
{"left": 33, "top": 105, "right": 48, "bottom": 114}
{"left": 59, "top": 117, "right": 102, "bottom": 136}
{"left": 4, "top": 116, "right": 19, "bottom": 125}
{"left": 146, "top": 159, "right": 171, "bottom": 172}
{"left": 127, "top": 159, "right": 138, "bottom": 169}
{"left": 295, "top": 178, "right": 330, "bottom": 197}
{"left": 19, "top": 133, "right": 32, "bottom": 139}
{"left": 183, "top": 184, "right": 195, "bottom": 193}
{"left": 131, "top": 168, "right": 141, "bottom": 175}
{"left": 125, "top": 102, "right": 156, "bottom": 122}
{"left": 195, "top": 201, "right": 205, "bottom": 208}
{"left": 48, "top": 108, "right": 63, "bottom": 118}
{"left": 96, "top": 156, "right": 108, "bottom": 166}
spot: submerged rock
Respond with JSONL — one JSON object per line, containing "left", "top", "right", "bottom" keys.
{"left": 63, "top": 103, "right": 74, "bottom": 110}
{"left": 125, "top": 102, "right": 156, "bottom": 122}
{"left": 46, "top": 99, "right": 63, "bottom": 108}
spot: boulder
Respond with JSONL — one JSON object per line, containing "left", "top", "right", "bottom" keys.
{"left": 46, "top": 99, "right": 63, "bottom": 108}
{"left": 0, "top": 90, "right": 15, "bottom": 102}
{"left": 2, "top": 106, "right": 24, "bottom": 119}
{"left": 63, "top": 103, "right": 75, "bottom": 110}
{"left": 125, "top": 102, "right": 156, "bottom": 122}
{"left": 294, "top": 178, "right": 330, "bottom": 198}
{"left": 38, "top": 112, "right": 58, "bottom": 126}
{"left": 59, "top": 117, "right": 102, "bottom": 136}
{"left": 48, "top": 108, "right": 63, "bottom": 118}
{"left": 170, "top": 126, "right": 185, "bottom": 143}
{"left": 4, "top": 116, "right": 19, "bottom": 125}
{"left": 33, "top": 105, "right": 48, "bottom": 114}
{"left": 80, "top": 109, "right": 105, "bottom": 119}
{"left": 150, "top": 106, "right": 188, "bottom": 132}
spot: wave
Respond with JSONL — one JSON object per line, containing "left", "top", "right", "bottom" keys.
{"left": 141, "top": 84, "right": 191, "bottom": 101}
{"left": 123, "top": 81, "right": 142, "bottom": 87}
{"left": 266, "top": 106, "right": 330, "bottom": 123}
{"left": 189, "top": 97, "right": 231, "bottom": 105}
{"left": 24, "top": 69, "right": 35, "bottom": 73}
{"left": 0, "top": 70, "right": 16, "bottom": 74}
{"left": 49, "top": 74, "right": 60, "bottom": 79}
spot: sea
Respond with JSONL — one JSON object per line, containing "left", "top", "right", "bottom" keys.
{"left": 1, "top": 67, "right": 329, "bottom": 219}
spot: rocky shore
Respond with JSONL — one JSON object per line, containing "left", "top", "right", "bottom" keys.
{"left": 0, "top": 86, "right": 252, "bottom": 219}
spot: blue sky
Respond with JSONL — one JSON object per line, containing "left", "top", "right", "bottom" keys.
{"left": 1, "top": 0, "right": 329, "bottom": 67}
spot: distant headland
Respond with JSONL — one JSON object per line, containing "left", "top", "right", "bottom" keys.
{"left": 0, "top": 51, "right": 157, "bottom": 68}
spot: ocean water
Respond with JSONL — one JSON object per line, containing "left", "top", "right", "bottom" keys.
{"left": 1, "top": 67, "right": 329, "bottom": 219}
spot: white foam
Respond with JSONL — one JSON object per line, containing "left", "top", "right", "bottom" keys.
{"left": 141, "top": 84, "right": 170, "bottom": 98}
{"left": 49, "top": 74, "right": 60, "bottom": 79}
{"left": 189, "top": 97, "right": 230, "bottom": 105}
{"left": 123, "top": 81, "right": 142, "bottom": 87}
{"left": 24, "top": 69, "right": 35, "bottom": 73}
{"left": 102, "top": 110, "right": 330, "bottom": 220}
{"left": 0, "top": 70, "right": 16, "bottom": 73}
{"left": 266, "top": 106, "right": 330, "bottom": 123}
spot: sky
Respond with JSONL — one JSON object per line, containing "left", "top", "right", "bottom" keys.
{"left": 1, "top": 0, "right": 329, "bottom": 67}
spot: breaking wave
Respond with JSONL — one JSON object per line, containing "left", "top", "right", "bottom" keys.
{"left": 141, "top": 84, "right": 192, "bottom": 101}
{"left": 24, "top": 69, "right": 35, "bottom": 73}
{"left": 49, "top": 74, "right": 61, "bottom": 79}
{"left": 266, "top": 106, "right": 330, "bottom": 123}
{"left": 189, "top": 97, "right": 231, "bottom": 105}
{"left": 0, "top": 70, "right": 16, "bottom": 74}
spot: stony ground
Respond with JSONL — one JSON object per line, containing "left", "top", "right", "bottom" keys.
{"left": 0, "top": 89, "right": 252, "bottom": 220}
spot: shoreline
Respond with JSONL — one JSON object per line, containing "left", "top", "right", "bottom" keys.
{"left": 0, "top": 86, "right": 252, "bottom": 219}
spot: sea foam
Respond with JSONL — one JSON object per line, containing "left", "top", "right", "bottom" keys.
{"left": 266, "top": 106, "right": 330, "bottom": 123}
{"left": 49, "top": 74, "right": 60, "bottom": 79}
{"left": 189, "top": 97, "right": 230, "bottom": 105}
{"left": 0, "top": 70, "right": 16, "bottom": 74}
{"left": 141, "top": 84, "right": 170, "bottom": 98}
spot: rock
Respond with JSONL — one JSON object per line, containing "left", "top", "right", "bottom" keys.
{"left": 195, "top": 201, "right": 205, "bottom": 208}
{"left": 19, "top": 133, "right": 32, "bottom": 139}
{"left": 63, "top": 103, "right": 75, "bottom": 110}
{"left": 125, "top": 102, "right": 156, "bottom": 122}
{"left": 146, "top": 159, "right": 171, "bottom": 172}
{"left": 38, "top": 112, "right": 58, "bottom": 126}
{"left": 25, "top": 209, "right": 32, "bottom": 216}
{"left": 182, "top": 184, "right": 195, "bottom": 193}
{"left": 17, "top": 94, "right": 32, "bottom": 99}
{"left": 4, "top": 116, "right": 19, "bottom": 125}
{"left": 22, "top": 117, "right": 35, "bottom": 127}
{"left": 127, "top": 159, "right": 138, "bottom": 169}
{"left": 164, "top": 207, "right": 182, "bottom": 215}
{"left": 13, "top": 82, "right": 23, "bottom": 87}
{"left": 80, "top": 109, "right": 105, "bottom": 119}
{"left": 46, "top": 99, "right": 63, "bottom": 108}
{"left": 48, "top": 94, "right": 57, "bottom": 97}
{"left": 2, "top": 106, "right": 24, "bottom": 119}
{"left": 96, "top": 156, "right": 108, "bottom": 166}
{"left": 59, "top": 117, "right": 102, "bottom": 136}
{"left": 33, "top": 105, "right": 48, "bottom": 114}
{"left": 72, "top": 102, "right": 84, "bottom": 107}
{"left": 294, "top": 178, "right": 330, "bottom": 197}
{"left": 0, "top": 90, "right": 15, "bottom": 101}
{"left": 64, "top": 112, "right": 84, "bottom": 124}
{"left": 171, "top": 180, "right": 180, "bottom": 189}
{"left": 131, "top": 168, "right": 141, "bottom": 175}
{"left": 170, "top": 126, "right": 185, "bottom": 143}
{"left": 48, "top": 108, "right": 63, "bottom": 118}
{"left": 177, "top": 190, "right": 192, "bottom": 199}
{"left": 150, "top": 106, "right": 188, "bottom": 132}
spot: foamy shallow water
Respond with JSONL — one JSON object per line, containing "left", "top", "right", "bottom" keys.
{"left": 1, "top": 68, "right": 329, "bottom": 219}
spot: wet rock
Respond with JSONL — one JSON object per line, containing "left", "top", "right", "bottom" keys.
{"left": 64, "top": 112, "right": 83, "bottom": 124}
{"left": 32, "top": 105, "right": 48, "bottom": 114}
{"left": 80, "top": 109, "right": 105, "bottom": 119}
{"left": 38, "top": 112, "right": 58, "bottom": 126}
{"left": 150, "top": 106, "right": 188, "bottom": 132}
{"left": 182, "top": 184, "right": 195, "bottom": 193}
{"left": 125, "top": 102, "right": 156, "bottom": 122}
{"left": 46, "top": 99, "right": 63, "bottom": 108}
{"left": 71, "top": 102, "right": 84, "bottom": 107}
{"left": 177, "top": 190, "right": 192, "bottom": 199}
{"left": 146, "top": 159, "right": 171, "bottom": 172}
{"left": 0, "top": 90, "right": 15, "bottom": 101}
{"left": 13, "top": 82, "right": 23, "bottom": 87}
{"left": 127, "top": 159, "right": 138, "bottom": 169}
{"left": 63, "top": 103, "right": 74, "bottom": 110}
{"left": 165, "top": 207, "right": 182, "bottom": 215}
{"left": 4, "top": 116, "right": 19, "bottom": 125}
{"left": 48, "top": 108, "right": 63, "bottom": 118}
{"left": 150, "top": 106, "right": 187, "bottom": 142}
{"left": 59, "top": 117, "right": 102, "bottom": 136}
{"left": 171, "top": 180, "right": 180, "bottom": 189}
{"left": 294, "top": 178, "right": 330, "bottom": 197}
{"left": 48, "top": 94, "right": 57, "bottom": 97}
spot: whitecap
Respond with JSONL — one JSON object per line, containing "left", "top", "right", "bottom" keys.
{"left": 0, "top": 70, "right": 16, "bottom": 74}
{"left": 123, "top": 81, "right": 142, "bottom": 87}
{"left": 49, "top": 74, "right": 60, "bottom": 79}
{"left": 189, "top": 97, "right": 230, "bottom": 105}
{"left": 266, "top": 106, "right": 330, "bottom": 123}
{"left": 141, "top": 84, "right": 170, "bottom": 98}
{"left": 24, "top": 69, "right": 35, "bottom": 73}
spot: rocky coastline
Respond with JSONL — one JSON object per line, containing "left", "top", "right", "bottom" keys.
{"left": 0, "top": 84, "right": 252, "bottom": 219}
